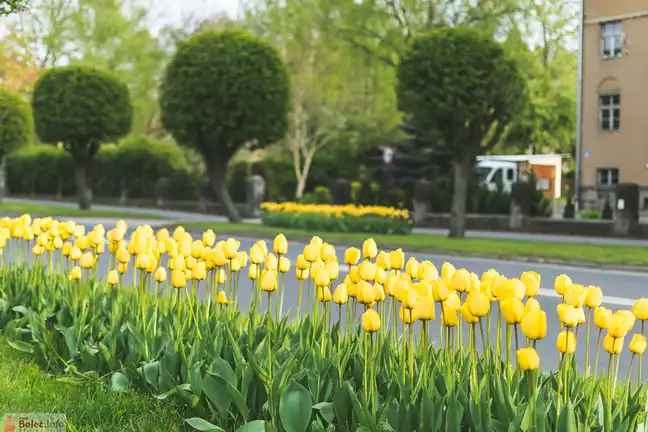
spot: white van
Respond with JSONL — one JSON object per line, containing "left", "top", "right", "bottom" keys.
{"left": 475, "top": 160, "right": 518, "bottom": 192}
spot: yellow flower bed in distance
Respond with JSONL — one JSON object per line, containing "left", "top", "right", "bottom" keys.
{"left": 260, "top": 202, "right": 412, "bottom": 235}
{"left": 1, "top": 213, "right": 647, "bottom": 430}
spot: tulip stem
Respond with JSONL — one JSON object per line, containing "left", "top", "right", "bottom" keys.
{"left": 625, "top": 354, "right": 636, "bottom": 413}
{"left": 584, "top": 308, "right": 592, "bottom": 377}
{"left": 496, "top": 308, "right": 502, "bottom": 365}
{"left": 607, "top": 353, "right": 614, "bottom": 416}
{"left": 640, "top": 321, "right": 645, "bottom": 384}
{"left": 471, "top": 324, "right": 478, "bottom": 394}
{"left": 175, "top": 289, "right": 182, "bottom": 351}
{"left": 297, "top": 279, "right": 303, "bottom": 323}
{"left": 422, "top": 322, "right": 428, "bottom": 389}
{"left": 506, "top": 325, "right": 512, "bottom": 383}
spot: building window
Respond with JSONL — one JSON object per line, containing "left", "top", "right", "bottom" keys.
{"left": 601, "top": 21, "right": 622, "bottom": 59}
{"left": 597, "top": 168, "right": 619, "bottom": 187}
{"left": 599, "top": 93, "right": 620, "bottom": 131}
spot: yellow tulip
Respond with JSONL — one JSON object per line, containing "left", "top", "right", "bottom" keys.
{"left": 521, "top": 310, "right": 547, "bottom": 340}
{"left": 303, "top": 244, "right": 319, "bottom": 262}
{"left": 314, "top": 268, "right": 331, "bottom": 287}
{"left": 70, "top": 246, "right": 82, "bottom": 261}
{"left": 374, "top": 267, "right": 387, "bottom": 284}
{"left": 357, "top": 281, "right": 376, "bottom": 305}
{"left": 32, "top": 244, "right": 44, "bottom": 256}
{"left": 260, "top": 270, "right": 278, "bottom": 292}
{"left": 603, "top": 334, "right": 624, "bottom": 355}
{"left": 441, "top": 262, "right": 455, "bottom": 284}
{"left": 376, "top": 251, "right": 391, "bottom": 270}
{"left": 171, "top": 269, "right": 187, "bottom": 288}
{"left": 389, "top": 249, "right": 405, "bottom": 270}
{"left": 192, "top": 262, "right": 207, "bottom": 280}
{"left": 278, "top": 256, "right": 291, "bottom": 273}
{"left": 444, "top": 291, "right": 461, "bottom": 310}
{"left": 215, "top": 268, "right": 227, "bottom": 284}
{"left": 557, "top": 331, "right": 577, "bottom": 353}
{"left": 107, "top": 270, "right": 119, "bottom": 285}
{"left": 216, "top": 290, "right": 232, "bottom": 305}
{"left": 362, "top": 238, "right": 377, "bottom": 259}
{"left": 432, "top": 280, "right": 450, "bottom": 303}
{"left": 155, "top": 267, "right": 167, "bottom": 283}
{"left": 418, "top": 261, "right": 438, "bottom": 282}
{"left": 117, "top": 262, "right": 128, "bottom": 274}
{"left": 405, "top": 257, "right": 419, "bottom": 279}
{"left": 344, "top": 247, "right": 361, "bottom": 266}
{"left": 399, "top": 305, "right": 416, "bottom": 324}
{"left": 413, "top": 296, "right": 435, "bottom": 321}
{"left": 296, "top": 269, "right": 309, "bottom": 281}
{"left": 563, "top": 284, "right": 586, "bottom": 308}
{"left": 321, "top": 243, "right": 336, "bottom": 263}
{"left": 460, "top": 304, "right": 479, "bottom": 324}
{"left": 501, "top": 278, "right": 526, "bottom": 301}
{"left": 633, "top": 299, "right": 648, "bottom": 321}
{"left": 584, "top": 286, "right": 603, "bottom": 309}
{"left": 333, "top": 284, "right": 349, "bottom": 305}
{"left": 223, "top": 238, "right": 239, "bottom": 260}
{"left": 450, "top": 269, "right": 470, "bottom": 293}
{"left": 384, "top": 275, "right": 397, "bottom": 297}
{"left": 273, "top": 233, "right": 288, "bottom": 255}
{"left": 576, "top": 307, "right": 586, "bottom": 325}
{"left": 156, "top": 228, "right": 170, "bottom": 242}
{"left": 525, "top": 298, "right": 541, "bottom": 314}
{"left": 264, "top": 253, "right": 278, "bottom": 271}
{"left": 501, "top": 298, "right": 525, "bottom": 325}
{"left": 630, "top": 334, "right": 647, "bottom": 355}
{"left": 358, "top": 261, "right": 377, "bottom": 282}
{"left": 469, "top": 273, "right": 480, "bottom": 292}
{"left": 318, "top": 286, "right": 332, "bottom": 303}
{"left": 609, "top": 312, "right": 634, "bottom": 339}
{"left": 594, "top": 307, "right": 612, "bottom": 329}
{"left": 554, "top": 274, "right": 572, "bottom": 296}
{"left": 361, "top": 308, "right": 381, "bottom": 332}
{"left": 517, "top": 347, "right": 540, "bottom": 371}
{"left": 248, "top": 264, "right": 259, "bottom": 280}
{"left": 295, "top": 254, "right": 309, "bottom": 271}
{"left": 201, "top": 229, "right": 216, "bottom": 247}
{"left": 466, "top": 290, "right": 490, "bottom": 318}
{"left": 520, "top": 271, "right": 540, "bottom": 297}
{"left": 402, "top": 287, "right": 418, "bottom": 309}
{"left": 556, "top": 304, "right": 579, "bottom": 328}
{"left": 79, "top": 252, "right": 94, "bottom": 269}
{"left": 254, "top": 240, "right": 268, "bottom": 256}
{"left": 441, "top": 306, "right": 458, "bottom": 327}
{"left": 69, "top": 266, "right": 82, "bottom": 281}
{"left": 191, "top": 240, "right": 203, "bottom": 259}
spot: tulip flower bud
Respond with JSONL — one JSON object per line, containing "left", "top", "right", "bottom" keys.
{"left": 344, "top": 247, "right": 361, "bottom": 266}
{"left": 376, "top": 251, "right": 391, "bottom": 271}
{"left": 521, "top": 310, "right": 547, "bottom": 341}
{"left": 450, "top": 269, "right": 470, "bottom": 293}
{"left": 107, "top": 270, "right": 119, "bottom": 285}
{"left": 520, "top": 271, "right": 540, "bottom": 297}
{"left": 554, "top": 274, "right": 572, "bottom": 296}
{"left": 557, "top": 330, "right": 577, "bottom": 353}
{"left": 273, "top": 233, "right": 288, "bottom": 255}
{"left": 321, "top": 243, "right": 336, "bottom": 263}
{"left": 441, "top": 262, "right": 455, "bottom": 284}
{"left": 594, "top": 307, "right": 612, "bottom": 329}
{"left": 603, "top": 334, "right": 624, "bottom": 355}
{"left": 630, "top": 334, "right": 647, "bottom": 355}
{"left": 405, "top": 257, "right": 419, "bottom": 280}
{"left": 333, "top": 284, "right": 349, "bottom": 305}
{"left": 412, "top": 296, "right": 435, "bottom": 321}
{"left": 260, "top": 270, "right": 278, "bottom": 292}
{"left": 80, "top": 252, "right": 94, "bottom": 269}
{"left": 202, "top": 229, "right": 216, "bottom": 247}
{"left": 171, "top": 269, "right": 187, "bottom": 289}
{"left": 69, "top": 266, "right": 82, "bottom": 281}
{"left": 361, "top": 238, "right": 377, "bottom": 259}
{"left": 564, "top": 284, "right": 586, "bottom": 308}
{"left": 155, "top": 267, "right": 167, "bottom": 283}
{"left": 389, "top": 249, "right": 405, "bottom": 270}
{"left": 633, "top": 299, "right": 648, "bottom": 321}
{"left": 216, "top": 291, "right": 231, "bottom": 305}
{"left": 441, "top": 306, "right": 458, "bottom": 327}
{"left": 584, "top": 286, "right": 603, "bottom": 309}
{"left": 361, "top": 308, "right": 381, "bottom": 332}
{"left": 303, "top": 243, "right": 319, "bottom": 262}
{"left": 501, "top": 298, "right": 525, "bottom": 325}
{"left": 318, "top": 286, "right": 332, "bottom": 303}
{"left": 516, "top": 347, "right": 540, "bottom": 371}
{"left": 278, "top": 256, "right": 291, "bottom": 273}
{"left": 557, "top": 304, "right": 579, "bottom": 328}
{"left": 460, "top": 304, "right": 479, "bottom": 324}
{"left": 32, "top": 244, "right": 44, "bottom": 256}
{"left": 248, "top": 263, "right": 259, "bottom": 280}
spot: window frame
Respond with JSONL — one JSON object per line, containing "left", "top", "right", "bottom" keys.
{"left": 596, "top": 168, "right": 619, "bottom": 187}
{"left": 601, "top": 20, "right": 623, "bottom": 60}
{"left": 598, "top": 93, "right": 621, "bottom": 132}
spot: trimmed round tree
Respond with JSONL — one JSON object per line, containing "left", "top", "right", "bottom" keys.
{"left": 32, "top": 65, "right": 133, "bottom": 209}
{"left": 0, "top": 86, "right": 33, "bottom": 200}
{"left": 396, "top": 27, "right": 525, "bottom": 238}
{"left": 159, "top": 29, "right": 290, "bottom": 222}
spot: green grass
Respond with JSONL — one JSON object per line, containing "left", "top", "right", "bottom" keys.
{"left": 171, "top": 221, "right": 648, "bottom": 267}
{"left": 0, "top": 338, "right": 185, "bottom": 431}
{"left": 0, "top": 202, "right": 169, "bottom": 220}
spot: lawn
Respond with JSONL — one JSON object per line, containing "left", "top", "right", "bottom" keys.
{"left": 0, "top": 338, "right": 186, "bottom": 431}
{"left": 172, "top": 221, "right": 648, "bottom": 267}
{"left": 0, "top": 201, "right": 169, "bottom": 220}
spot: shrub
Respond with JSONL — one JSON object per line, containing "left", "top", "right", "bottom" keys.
{"left": 160, "top": 29, "right": 290, "bottom": 221}
{"left": 31, "top": 65, "right": 133, "bottom": 209}
{"left": 261, "top": 202, "right": 412, "bottom": 235}
{"left": 0, "top": 87, "right": 33, "bottom": 157}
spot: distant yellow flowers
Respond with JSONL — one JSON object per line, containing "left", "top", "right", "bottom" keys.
{"left": 261, "top": 202, "right": 409, "bottom": 220}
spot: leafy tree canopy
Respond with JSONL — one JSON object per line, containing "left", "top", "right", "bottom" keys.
{"left": 0, "top": 87, "right": 33, "bottom": 155}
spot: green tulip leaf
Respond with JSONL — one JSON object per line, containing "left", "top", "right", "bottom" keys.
{"left": 279, "top": 380, "right": 313, "bottom": 432}
{"left": 313, "top": 402, "right": 335, "bottom": 424}
{"left": 184, "top": 417, "right": 225, "bottom": 431}
{"left": 557, "top": 401, "right": 577, "bottom": 432}
{"left": 111, "top": 372, "right": 130, "bottom": 392}
{"left": 7, "top": 339, "right": 34, "bottom": 354}
{"left": 234, "top": 420, "right": 266, "bottom": 432}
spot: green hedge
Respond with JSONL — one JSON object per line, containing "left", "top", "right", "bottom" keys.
{"left": 6, "top": 137, "right": 203, "bottom": 201}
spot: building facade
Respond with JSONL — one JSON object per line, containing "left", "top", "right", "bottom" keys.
{"left": 579, "top": 0, "right": 648, "bottom": 209}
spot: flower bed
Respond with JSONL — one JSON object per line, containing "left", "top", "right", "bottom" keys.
{"left": 260, "top": 202, "right": 412, "bottom": 235}
{"left": 0, "top": 215, "right": 647, "bottom": 431}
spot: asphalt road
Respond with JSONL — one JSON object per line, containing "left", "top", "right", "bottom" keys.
{"left": 11, "top": 230, "right": 642, "bottom": 381}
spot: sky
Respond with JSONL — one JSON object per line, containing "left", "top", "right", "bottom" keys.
{"left": 142, "top": 0, "right": 240, "bottom": 29}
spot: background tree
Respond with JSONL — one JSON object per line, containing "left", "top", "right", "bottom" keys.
{"left": 0, "top": 87, "right": 33, "bottom": 201}
{"left": 0, "top": 0, "right": 28, "bottom": 15}
{"left": 31, "top": 65, "right": 133, "bottom": 209}
{"left": 159, "top": 29, "right": 290, "bottom": 222}
{"left": 397, "top": 27, "right": 525, "bottom": 237}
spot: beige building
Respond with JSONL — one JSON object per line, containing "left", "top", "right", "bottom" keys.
{"left": 578, "top": 0, "right": 648, "bottom": 210}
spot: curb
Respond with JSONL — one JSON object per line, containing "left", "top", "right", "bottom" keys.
{"left": 180, "top": 228, "right": 648, "bottom": 274}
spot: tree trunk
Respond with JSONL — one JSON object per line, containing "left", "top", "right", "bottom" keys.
{"left": 294, "top": 152, "right": 314, "bottom": 199}
{"left": 0, "top": 155, "right": 6, "bottom": 203}
{"left": 449, "top": 155, "right": 471, "bottom": 238}
{"left": 73, "top": 163, "right": 92, "bottom": 210}
{"left": 207, "top": 160, "right": 241, "bottom": 222}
